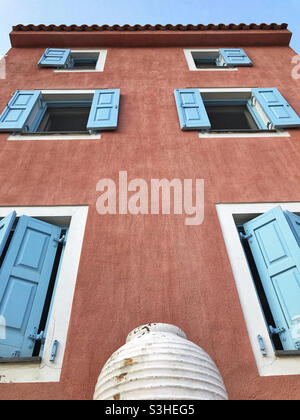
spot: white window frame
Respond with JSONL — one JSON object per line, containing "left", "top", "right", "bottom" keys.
{"left": 216, "top": 202, "right": 300, "bottom": 377}
{"left": 0, "top": 205, "right": 89, "bottom": 383}
{"left": 184, "top": 49, "right": 238, "bottom": 71}
{"left": 197, "top": 88, "right": 289, "bottom": 139}
{"left": 54, "top": 49, "right": 107, "bottom": 73}
{"left": 7, "top": 90, "right": 101, "bottom": 141}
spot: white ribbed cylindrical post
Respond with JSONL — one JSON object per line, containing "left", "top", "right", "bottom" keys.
{"left": 93, "top": 323, "right": 228, "bottom": 400}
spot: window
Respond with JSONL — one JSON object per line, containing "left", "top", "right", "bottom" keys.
{"left": 38, "top": 49, "right": 107, "bottom": 72}
{"left": 0, "top": 211, "right": 66, "bottom": 361}
{"left": 240, "top": 206, "right": 300, "bottom": 354}
{"left": 217, "top": 202, "right": 300, "bottom": 376}
{"left": 174, "top": 88, "right": 300, "bottom": 135}
{"left": 190, "top": 50, "right": 222, "bottom": 69}
{"left": 0, "top": 205, "right": 88, "bottom": 383}
{"left": 0, "top": 89, "right": 120, "bottom": 137}
{"left": 184, "top": 48, "right": 252, "bottom": 71}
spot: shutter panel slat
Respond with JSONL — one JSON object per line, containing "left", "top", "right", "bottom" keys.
{"left": 38, "top": 48, "right": 72, "bottom": 68}
{"left": 252, "top": 88, "right": 300, "bottom": 128}
{"left": 0, "top": 216, "right": 61, "bottom": 358}
{"left": 174, "top": 89, "right": 211, "bottom": 130}
{"left": 243, "top": 206, "right": 300, "bottom": 351}
{"left": 0, "top": 211, "right": 16, "bottom": 259}
{"left": 219, "top": 48, "right": 253, "bottom": 66}
{"left": 87, "top": 89, "right": 120, "bottom": 131}
{"left": 0, "top": 90, "right": 42, "bottom": 132}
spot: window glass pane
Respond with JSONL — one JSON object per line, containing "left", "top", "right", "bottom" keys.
{"left": 194, "top": 58, "right": 218, "bottom": 68}
{"left": 191, "top": 51, "right": 221, "bottom": 69}
{"left": 37, "top": 107, "right": 90, "bottom": 133}
{"left": 72, "top": 58, "right": 97, "bottom": 70}
{"left": 206, "top": 105, "right": 258, "bottom": 130}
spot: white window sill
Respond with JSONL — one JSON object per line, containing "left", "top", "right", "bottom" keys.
{"left": 0, "top": 205, "right": 89, "bottom": 383}
{"left": 216, "top": 202, "right": 300, "bottom": 377}
{"left": 54, "top": 69, "right": 104, "bottom": 73}
{"left": 198, "top": 130, "right": 290, "bottom": 139}
{"left": 189, "top": 68, "right": 238, "bottom": 72}
{"left": 7, "top": 133, "right": 101, "bottom": 141}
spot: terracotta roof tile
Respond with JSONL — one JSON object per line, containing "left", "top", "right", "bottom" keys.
{"left": 12, "top": 23, "right": 288, "bottom": 32}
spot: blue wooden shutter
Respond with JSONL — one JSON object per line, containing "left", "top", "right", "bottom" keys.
{"left": 284, "top": 210, "right": 300, "bottom": 247}
{"left": 0, "top": 211, "right": 16, "bottom": 259}
{"left": 0, "top": 90, "right": 42, "bottom": 132}
{"left": 174, "top": 89, "right": 211, "bottom": 130}
{"left": 252, "top": 88, "right": 300, "bottom": 128}
{"left": 0, "top": 216, "right": 62, "bottom": 358}
{"left": 243, "top": 206, "right": 300, "bottom": 351}
{"left": 87, "top": 89, "right": 120, "bottom": 131}
{"left": 38, "top": 48, "right": 72, "bottom": 68}
{"left": 219, "top": 48, "right": 253, "bottom": 66}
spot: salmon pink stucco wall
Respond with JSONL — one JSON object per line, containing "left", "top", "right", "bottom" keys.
{"left": 0, "top": 28, "right": 300, "bottom": 399}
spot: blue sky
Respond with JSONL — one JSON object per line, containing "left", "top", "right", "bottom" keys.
{"left": 0, "top": 0, "right": 300, "bottom": 57}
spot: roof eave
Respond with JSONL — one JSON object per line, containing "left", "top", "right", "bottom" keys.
{"left": 9, "top": 23, "right": 292, "bottom": 48}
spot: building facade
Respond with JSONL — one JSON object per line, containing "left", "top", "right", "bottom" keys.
{"left": 0, "top": 23, "right": 300, "bottom": 399}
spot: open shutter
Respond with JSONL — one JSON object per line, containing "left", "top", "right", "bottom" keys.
{"left": 0, "top": 215, "right": 61, "bottom": 358}
{"left": 243, "top": 206, "right": 300, "bottom": 351}
{"left": 219, "top": 48, "right": 253, "bottom": 66}
{"left": 284, "top": 210, "right": 300, "bottom": 247}
{"left": 252, "top": 88, "right": 300, "bottom": 128}
{"left": 38, "top": 48, "right": 72, "bottom": 68}
{"left": 0, "top": 211, "right": 16, "bottom": 259}
{"left": 0, "top": 90, "right": 42, "bottom": 132}
{"left": 174, "top": 89, "right": 211, "bottom": 130}
{"left": 87, "top": 89, "right": 120, "bottom": 131}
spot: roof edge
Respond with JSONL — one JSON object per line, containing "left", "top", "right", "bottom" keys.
{"left": 9, "top": 24, "right": 292, "bottom": 49}
{"left": 12, "top": 23, "right": 289, "bottom": 32}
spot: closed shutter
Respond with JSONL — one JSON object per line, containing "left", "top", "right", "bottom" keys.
{"left": 174, "top": 89, "right": 211, "bottom": 130}
{"left": 38, "top": 48, "right": 72, "bottom": 68}
{"left": 219, "top": 48, "right": 253, "bottom": 66}
{"left": 0, "top": 216, "right": 62, "bottom": 358}
{"left": 243, "top": 206, "right": 300, "bottom": 351}
{"left": 252, "top": 88, "right": 300, "bottom": 128}
{"left": 87, "top": 89, "right": 120, "bottom": 131}
{"left": 0, "top": 211, "right": 16, "bottom": 259}
{"left": 0, "top": 90, "right": 42, "bottom": 132}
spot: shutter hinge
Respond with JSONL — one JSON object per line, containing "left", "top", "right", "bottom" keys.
{"left": 53, "top": 234, "right": 66, "bottom": 245}
{"left": 251, "top": 96, "right": 257, "bottom": 107}
{"left": 21, "top": 125, "right": 29, "bottom": 134}
{"left": 239, "top": 232, "right": 253, "bottom": 241}
{"left": 295, "top": 341, "right": 300, "bottom": 350}
{"left": 67, "top": 58, "right": 74, "bottom": 69}
{"left": 28, "top": 328, "right": 45, "bottom": 348}
{"left": 257, "top": 335, "right": 267, "bottom": 357}
{"left": 269, "top": 325, "right": 286, "bottom": 336}
{"left": 50, "top": 340, "right": 58, "bottom": 362}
